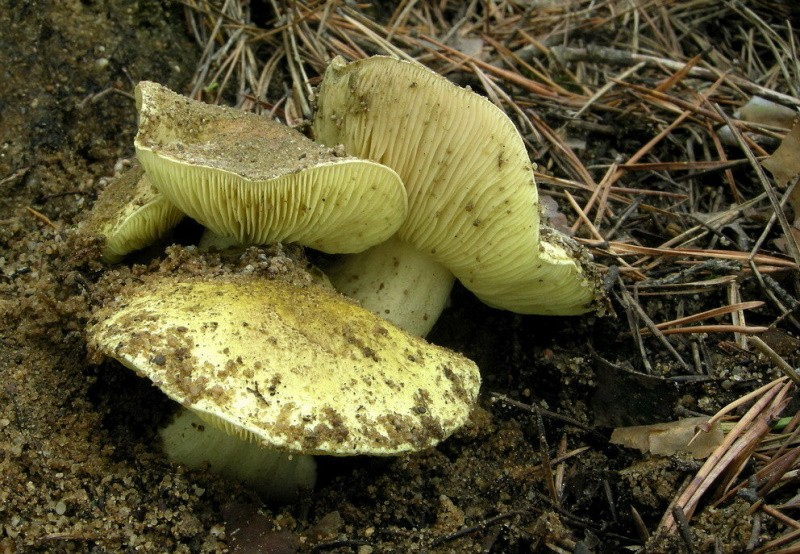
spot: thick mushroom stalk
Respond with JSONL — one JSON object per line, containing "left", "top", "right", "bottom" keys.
{"left": 160, "top": 409, "right": 316, "bottom": 504}
{"left": 327, "top": 235, "right": 455, "bottom": 336}
{"left": 313, "top": 56, "right": 604, "bottom": 335}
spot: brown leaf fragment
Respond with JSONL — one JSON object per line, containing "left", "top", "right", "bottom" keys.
{"left": 762, "top": 117, "right": 800, "bottom": 188}
{"left": 762, "top": 118, "right": 800, "bottom": 254}
{"left": 610, "top": 417, "right": 724, "bottom": 459}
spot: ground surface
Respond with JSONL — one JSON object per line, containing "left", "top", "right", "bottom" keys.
{"left": 1, "top": 1, "right": 799, "bottom": 553}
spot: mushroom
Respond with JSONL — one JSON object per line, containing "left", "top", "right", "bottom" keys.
{"left": 88, "top": 273, "right": 480, "bottom": 502}
{"left": 312, "top": 56, "right": 604, "bottom": 335}
{"left": 81, "top": 163, "right": 184, "bottom": 263}
{"left": 134, "top": 81, "right": 407, "bottom": 255}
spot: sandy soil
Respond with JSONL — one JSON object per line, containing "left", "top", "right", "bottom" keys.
{"left": 1, "top": 2, "right": 796, "bottom": 553}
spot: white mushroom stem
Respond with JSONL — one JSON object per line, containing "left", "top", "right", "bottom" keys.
{"left": 197, "top": 229, "right": 243, "bottom": 252}
{"left": 159, "top": 409, "right": 317, "bottom": 504}
{"left": 327, "top": 235, "right": 455, "bottom": 336}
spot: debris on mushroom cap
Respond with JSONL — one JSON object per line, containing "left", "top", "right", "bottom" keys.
{"left": 313, "top": 56, "right": 604, "bottom": 315}
{"left": 134, "top": 81, "right": 407, "bottom": 254}
{"left": 81, "top": 163, "right": 184, "bottom": 263}
{"left": 88, "top": 273, "right": 481, "bottom": 455}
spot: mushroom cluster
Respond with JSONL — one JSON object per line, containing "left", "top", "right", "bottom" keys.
{"left": 82, "top": 78, "right": 482, "bottom": 502}
{"left": 83, "top": 56, "right": 604, "bottom": 500}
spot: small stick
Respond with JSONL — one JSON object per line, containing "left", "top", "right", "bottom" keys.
{"left": 25, "top": 207, "right": 56, "bottom": 229}
{"left": 429, "top": 511, "right": 527, "bottom": 547}
{"left": 523, "top": 447, "right": 591, "bottom": 476}
{"left": 614, "top": 287, "right": 653, "bottom": 374}
{"left": 758, "top": 445, "right": 800, "bottom": 498}
{"left": 37, "top": 532, "right": 105, "bottom": 543}
{"left": 565, "top": 191, "right": 605, "bottom": 241}
{"left": 630, "top": 506, "right": 650, "bottom": 543}
{"left": 653, "top": 325, "right": 768, "bottom": 336}
{"left": 527, "top": 110, "right": 597, "bottom": 190}
{"left": 760, "top": 504, "right": 800, "bottom": 530}
{"left": 604, "top": 195, "right": 643, "bottom": 242}
{"left": 573, "top": 61, "right": 646, "bottom": 118}
{"left": 533, "top": 406, "right": 559, "bottom": 506}
{"left": 310, "top": 539, "right": 369, "bottom": 552}
{"left": 574, "top": 163, "right": 618, "bottom": 234}
{"left": 699, "top": 377, "right": 790, "bottom": 433}
{"left": 489, "top": 393, "right": 603, "bottom": 438}
{"left": 603, "top": 480, "right": 618, "bottom": 523}
{"left": 729, "top": 281, "right": 748, "bottom": 350}
{"left": 672, "top": 505, "right": 695, "bottom": 553}
{"left": 621, "top": 159, "right": 748, "bottom": 172}
{"left": 338, "top": 9, "right": 416, "bottom": 61}
{"left": 386, "top": 0, "right": 418, "bottom": 41}
{"left": 749, "top": 337, "right": 800, "bottom": 385}
{"left": 690, "top": 338, "right": 703, "bottom": 375}
{"left": 626, "top": 284, "right": 690, "bottom": 371}
{"left": 640, "top": 301, "right": 764, "bottom": 333}
{"left": 755, "top": 526, "right": 800, "bottom": 553}
{"left": 0, "top": 167, "right": 28, "bottom": 187}
{"left": 745, "top": 512, "right": 762, "bottom": 552}
{"left": 607, "top": 242, "right": 797, "bottom": 270}
{"left": 655, "top": 53, "right": 703, "bottom": 94}
{"left": 554, "top": 434, "right": 567, "bottom": 502}
{"left": 705, "top": 118, "right": 740, "bottom": 202}
{"left": 597, "top": 74, "right": 728, "bottom": 196}
{"left": 76, "top": 87, "right": 135, "bottom": 109}
{"left": 662, "top": 380, "right": 792, "bottom": 533}
{"left": 420, "top": 34, "right": 561, "bottom": 98}
{"left": 549, "top": 45, "right": 800, "bottom": 108}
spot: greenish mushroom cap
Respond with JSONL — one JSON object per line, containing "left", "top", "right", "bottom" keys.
{"left": 134, "top": 81, "right": 407, "bottom": 254}
{"left": 313, "top": 56, "right": 603, "bottom": 314}
{"left": 88, "top": 273, "right": 481, "bottom": 455}
{"left": 82, "top": 164, "right": 184, "bottom": 263}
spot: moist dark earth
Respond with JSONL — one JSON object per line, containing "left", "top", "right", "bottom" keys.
{"left": 1, "top": 2, "right": 797, "bottom": 553}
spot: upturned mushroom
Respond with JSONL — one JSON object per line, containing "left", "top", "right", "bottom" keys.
{"left": 88, "top": 273, "right": 480, "bottom": 502}
{"left": 134, "top": 81, "right": 407, "bottom": 255}
{"left": 81, "top": 163, "right": 184, "bottom": 263}
{"left": 313, "top": 56, "right": 604, "bottom": 335}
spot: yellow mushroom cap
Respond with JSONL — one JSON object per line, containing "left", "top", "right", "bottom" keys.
{"left": 88, "top": 274, "right": 480, "bottom": 455}
{"left": 313, "top": 56, "right": 602, "bottom": 314}
{"left": 134, "top": 81, "right": 407, "bottom": 254}
{"left": 82, "top": 164, "right": 184, "bottom": 263}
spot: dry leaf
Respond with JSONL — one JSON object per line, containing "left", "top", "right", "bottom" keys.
{"left": 610, "top": 416, "right": 724, "bottom": 459}
{"left": 762, "top": 118, "right": 800, "bottom": 253}
{"left": 762, "top": 117, "right": 800, "bottom": 188}
{"left": 776, "top": 185, "right": 800, "bottom": 252}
